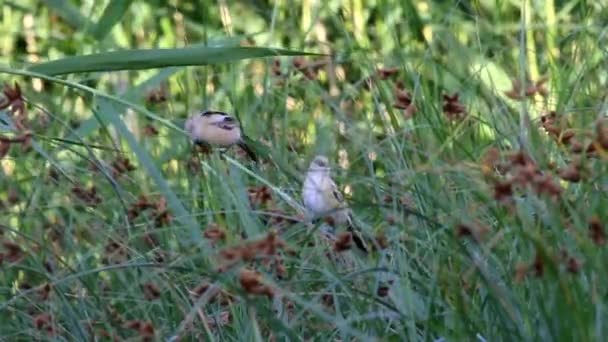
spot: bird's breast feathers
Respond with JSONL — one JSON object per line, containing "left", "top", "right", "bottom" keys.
{"left": 303, "top": 175, "right": 344, "bottom": 214}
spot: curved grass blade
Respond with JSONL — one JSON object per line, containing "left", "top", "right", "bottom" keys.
{"left": 65, "top": 67, "right": 179, "bottom": 141}
{"left": 42, "top": 0, "right": 92, "bottom": 30}
{"left": 96, "top": 97, "right": 202, "bottom": 245}
{"left": 90, "top": 0, "right": 134, "bottom": 40}
{"left": 28, "top": 46, "right": 322, "bottom": 76}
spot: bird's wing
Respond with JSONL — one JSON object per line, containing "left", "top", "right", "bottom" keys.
{"left": 211, "top": 119, "right": 239, "bottom": 131}
{"left": 326, "top": 178, "right": 346, "bottom": 209}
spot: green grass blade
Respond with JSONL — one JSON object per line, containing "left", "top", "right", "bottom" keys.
{"left": 28, "top": 46, "right": 322, "bottom": 76}
{"left": 89, "top": 0, "right": 134, "bottom": 41}
{"left": 96, "top": 97, "right": 201, "bottom": 245}
{"left": 41, "top": 0, "right": 92, "bottom": 30}
{"left": 65, "top": 67, "right": 179, "bottom": 142}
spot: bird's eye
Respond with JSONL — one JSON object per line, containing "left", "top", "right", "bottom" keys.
{"left": 315, "top": 160, "right": 327, "bottom": 167}
{"left": 222, "top": 116, "right": 235, "bottom": 122}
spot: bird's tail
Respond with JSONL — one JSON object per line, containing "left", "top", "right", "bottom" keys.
{"left": 237, "top": 140, "right": 258, "bottom": 162}
{"left": 346, "top": 217, "right": 369, "bottom": 254}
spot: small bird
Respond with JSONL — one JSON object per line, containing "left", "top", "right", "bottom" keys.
{"left": 302, "top": 155, "right": 368, "bottom": 253}
{"left": 184, "top": 110, "right": 257, "bottom": 161}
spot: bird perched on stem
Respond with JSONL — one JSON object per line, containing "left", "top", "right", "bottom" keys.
{"left": 302, "top": 155, "right": 368, "bottom": 253}
{"left": 185, "top": 110, "right": 257, "bottom": 161}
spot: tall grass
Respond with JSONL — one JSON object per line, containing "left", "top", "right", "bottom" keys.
{"left": 1, "top": 0, "right": 607, "bottom": 340}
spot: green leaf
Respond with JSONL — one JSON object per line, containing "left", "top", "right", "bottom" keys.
{"left": 28, "top": 46, "right": 322, "bottom": 76}
{"left": 90, "top": 0, "right": 134, "bottom": 40}
{"left": 65, "top": 67, "right": 179, "bottom": 141}
{"left": 96, "top": 97, "right": 202, "bottom": 245}
{"left": 41, "top": 0, "right": 92, "bottom": 30}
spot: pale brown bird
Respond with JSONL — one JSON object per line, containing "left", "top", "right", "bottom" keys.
{"left": 302, "top": 155, "right": 368, "bottom": 253}
{"left": 185, "top": 110, "right": 257, "bottom": 161}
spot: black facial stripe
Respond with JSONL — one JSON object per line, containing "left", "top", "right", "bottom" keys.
{"left": 200, "top": 110, "right": 228, "bottom": 117}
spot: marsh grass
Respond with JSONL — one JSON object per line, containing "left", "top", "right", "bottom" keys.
{"left": 1, "top": 0, "right": 607, "bottom": 340}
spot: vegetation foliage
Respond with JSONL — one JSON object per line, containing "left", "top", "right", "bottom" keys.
{"left": 1, "top": 0, "right": 607, "bottom": 340}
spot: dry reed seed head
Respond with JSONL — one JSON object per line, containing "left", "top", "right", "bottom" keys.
{"left": 205, "top": 311, "right": 231, "bottom": 329}
{"left": 144, "top": 85, "right": 168, "bottom": 104}
{"left": 187, "top": 154, "right": 202, "bottom": 173}
{"left": 558, "top": 157, "right": 585, "bottom": 182}
{"left": 154, "top": 209, "right": 172, "bottom": 227}
{"left": 292, "top": 56, "right": 306, "bottom": 69}
{"left": 559, "top": 129, "right": 576, "bottom": 144}
{"left": 43, "top": 258, "right": 56, "bottom": 273}
{"left": 19, "top": 281, "right": 32, "bottom": 291}
{"left": 32, "top": 312, "right": 54, "bottom": 332}
{"left": 333, "top": 232, "right": 353, "bottom": 252}
{"left": 191, "top": 282, "right": 207, "bottom": 297}
{"left": 102, "top": 240, "right": 129, "bottom": 265}
{"left": 392, "top": 90, "right": 417, "bottom": 119}
{"left": 110, "top": 157, "right": 136, "bottom": 177}
{"left": 7, "top": 187, "right": 20, "bottom": 204}
{"left": 142, "top": 282, "right": 162, "bottom": 300}
{"left": 2, "top": 240, "right": 25, "bottom": 262}
{"left": 589, "top": 216, "right": 606, "bottom": 246}
{"left": 504, "top": 77, "right": 548, "bottom": 100}
{"left": 204, "top": 223, "right": 227, "bottom": 243}
{"left": 394, "top": 88, "right": 413, "bottom": 104}
{"left": 124, "top": 320, "right": 155, "bottom": 340}
{"left": 595, "top": 118, "right": 608, "bottom": 149}
{"left": 493, "top": 180, "right": 514, "bottom": 202}
{"left": 0, "top": 82, "right": 27, "bottom": 117}
{"left": 455, "top": 222, "right": 489, "bottom": 243}
{"left": 377, "top": 67, "right": 400, "bottom": 80}
{"left": 513, "top": 263, "right": 529, "bottom": 283}
{"left": 190, "top": 282, "right": 235, "bottom": 305}
{"left": 151, "top": 249, "right": 169, "bottom": 263}
{"left": 142, "top": 233, "right": 160, "bottom": 248}
{"left": 565, "top": 256, "right": 582, "bottom": 274}
{"left": 38, "top": 283, "right": 52, "bottom": 301}
{"left": 455, "top": 223, "right": 473, "bottom": 238}
{"left": 481, "top": 147, "right": 501, "bottom": 175}
{"left": 323, "top": 215, "right": 337, "bottom": 227}
{"left": 532, "top": 174, "right": 563, "bottom": 197}
{"left": 239, "top": 268, "right": 275, "bottom": 298}
{"left": 442, "top": 92, "right": 467, "bottom": 120}
{"left": 219, "top": 247, "right": 240, "bottom": 262}
{"left": 271, "top": 58, "right": 282, "bottom": 76}
{"left": 532, "top": 252, "right": 544, "bottom": 277}
{"left": 192, "top": 143, "right": 213, "bottom": 155}
{"left": 142, "top": 123, "right": 159, "bottom": 137}
{"left": 275, "top": 258, "right": 287, "bottom": 279}
{"left": 374, "top": 232, "right": 389, "bottom": 249}
{"left": 377, "top": 284, "right": 390, "bottom": 297}
{"left": 507, "top": 150, "right": 534, "bottom": 167}
{"left": 262, "top": 208, "right": 300, "bottom": 227}
{"left": 558, "top": 165, "right": 581, "bottom": 182}
{"left": 71, "top": 184, "right": 102, "bottom": 206}
{"left": 0, "top": 141, "right": 10, "bottom": 159}
{"left": 247, "top": 185, "right": 273, "bottom": 206}
{"left": 291, "top": 57, "right": 318, "bottom": 80}
{"left": 321, "top": 293, "right": 334, "bottom": 307}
